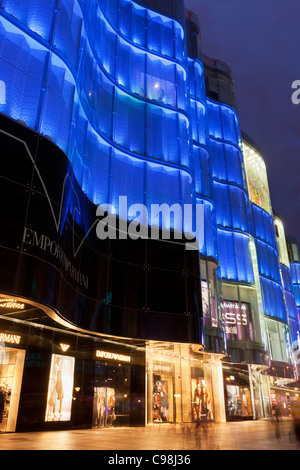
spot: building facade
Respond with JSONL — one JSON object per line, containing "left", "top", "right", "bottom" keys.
{"left": 0, "top": 0, "right": 299, "bottom": 432}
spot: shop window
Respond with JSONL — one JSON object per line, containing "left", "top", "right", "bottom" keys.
{"left": 191, "top": 377, "right": 214, "bottom": 424}
{"left": 45, "top": 354, "right": 75, "bottom": 422}
{"left": 152, "top": 374, "right": 173, "bottom": 423}
{"left": 225, "top": 384, "right": 252, "bottom": 419}
{"left": 0, "top": 347, "right": 25, "bottom": 432}
{"left": 92, "top": 361, "right": 130, "bottom": 428}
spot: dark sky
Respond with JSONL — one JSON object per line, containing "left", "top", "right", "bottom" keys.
{"left": 185, "top": 0, "right": 300, "bottom": 242}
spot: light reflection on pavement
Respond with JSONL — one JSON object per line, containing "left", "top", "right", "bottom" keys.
{"left": 0, "top": 419, "right": 299, "bottom": 451}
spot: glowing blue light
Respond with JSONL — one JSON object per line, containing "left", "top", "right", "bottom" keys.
{"left": 0, "top": 80, "right": 6, "bottom": 104}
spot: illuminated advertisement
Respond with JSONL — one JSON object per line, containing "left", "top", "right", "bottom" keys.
{"left": 153, "top": 377, "right": 170, "bottom": 422}
{"left": 243, "top": 141, "right": 271, "bottom": 214}
{"left": 45, "top": 354, "right": 75, "bottom": 422}
{"left": 224, "top": 301, "right": 254, "bottom": 342}
{"left": 192, "top": 378, "right": 213, "bottom": 423}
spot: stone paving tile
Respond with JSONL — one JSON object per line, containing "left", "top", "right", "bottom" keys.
{"left": 0, "top": 419, "right": 299, "bottom": 451}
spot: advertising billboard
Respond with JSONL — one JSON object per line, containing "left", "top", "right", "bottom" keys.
{"left": 224, "top": 301, "right": 254, "bottom": 342}
{"left": 45, "top": 354, "right": 75, "bottom": 422}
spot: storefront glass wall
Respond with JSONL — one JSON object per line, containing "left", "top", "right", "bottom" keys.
{"left": 269, "top": 378, "right": 300, "bottom": 418}
{"left": 200, "top": 259, "right": 226, "bottom": 354}
{"left": 266, "top": 318, "right": 291, "bottom": 364}
{"left": 0, "top": 311, "right": 145, "bottom": 433}
{"left": 146, "top": 342, "right": 226, "bottom": 425}
{"left": 221, "top": 283, "right": 267, "bottom": 364}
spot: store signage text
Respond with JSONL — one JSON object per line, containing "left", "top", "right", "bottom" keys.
{"left": 96, "top": 350, "right": 131, "bottom": 363}
{"left": 150, "top": 364, "right": 171, "bottom": 373}
{"left": 0, "top": 333, "right": 21, "bottom": 344}
{"left": 22, "top": 227, "right": 89, "bottom": 290}
{"left": 0, "top": 298, "right": 25, "bottom": 310}
{"left": 224, "top": 301, "right": 248, "bottom": 335}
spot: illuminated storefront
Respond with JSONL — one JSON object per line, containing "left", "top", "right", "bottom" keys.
{"left": 0, "top": 295, "right": 145, "bottom": 432}
{"left": 0, "top": 0, "right": 299, "bottom": 432}
{"left": 146, "top": 343, "right": 225, "bottom": 425}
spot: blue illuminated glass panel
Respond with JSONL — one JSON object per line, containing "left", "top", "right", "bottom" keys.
{"left": 218, "top": 229, "right": 254, "bottom": 283}
{"left": 251, "top": 204, "right": 277, "bottom": 248}
{"left": 114, "top": 90, "right": 145, "bottom": 154}
{"left": 224, "top": 145, "right": 244, "bottom": 187}
{"left": 190, "top": 99, "right": 207, "bottom": 146}
{"left": 39, "top": 56, "right": 75, "bottom": 153}
{"left": 200, "top": 200, "right": 218, "bottom": 259}
{"left": 214, "top": 183, "right": 231, "bottom": 228}
{"left": 291, "top": 262, "right": 300, "bottom": 285}
{"left": 213, "top": 182, "right": 248, "bottom": 232}
{"left": 2, "top": 0, "right": 56, "bottom": 40}
{"left": 111, "top": 151, "right": 145, "bottom": 212}
{"left": 188, "top": 59, "right": 206, "bottom": 104}
{"left": 255, "top": 240, "right": 281, "bottom": 283}
{"left": 192, "top": 146, "right": 212, "bottom": 199}
{"left": 208, "top": 100, "right": 240, "bottom": 146}
{"left": 289, "top": 316, "right": 300, "bottom": 346}
{"left": 281, "top": 264, "right": 293, "bottom": 293}
{"left": 0, "top": 19, "right": 47, "bottom": 128}
{"left": 260, "top": 277, "right": 287, "bottom": 322}
{"left": 210, "top": 142, "right": 226, "bottom": 185}
{"left": 53, "top": 0, "right": 83, "bottom": 69}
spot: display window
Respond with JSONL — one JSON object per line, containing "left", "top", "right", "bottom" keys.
{"left": 270, "top": 387, "right": 300, "bottom": 418}
{"left": 0, "top": 346, "right": 25, "bottom": 432}
{"left": 146, "top": 358, "right": 175, "bottom": 424}
{"left": 92, "top": 361, "right": 131, "bottom": 428}
{"left": 224, "top": 368, "right": 254, "bottom": 421}
{"left": 152, "top": 374, "right": 173, "bottom": 423}
{"left": 93, "top": 387, "right": 116, "bottom": 428}
{"left": 225, "top": 385, "right": 252, "bottom": 419}
{"left": 191, "top": 377, "right": 214, "bottom": 423}
{"left": 45, "top": 354, "right": 75, "bottom": 422}
{"left": 146, "top": 342, "right": 223, "bottom": 424}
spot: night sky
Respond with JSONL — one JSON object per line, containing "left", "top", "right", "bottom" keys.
{"left": 185, "top": 0, "right": 300, "bottom": 242}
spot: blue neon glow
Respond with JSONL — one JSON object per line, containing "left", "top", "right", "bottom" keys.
{"left": 0, "top": 0, "right": 197, "bottom": 235}
{"left": 0, "top": 0, "right": 299, "bottom": 340}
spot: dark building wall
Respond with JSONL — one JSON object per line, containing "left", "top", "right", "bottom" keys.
{"left": 0, "top": 114, "right": 203, "bottom": 344}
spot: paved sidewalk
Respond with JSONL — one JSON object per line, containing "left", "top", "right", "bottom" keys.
{"left": 0, "top": 419, "right": 299, "bottom": 451}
